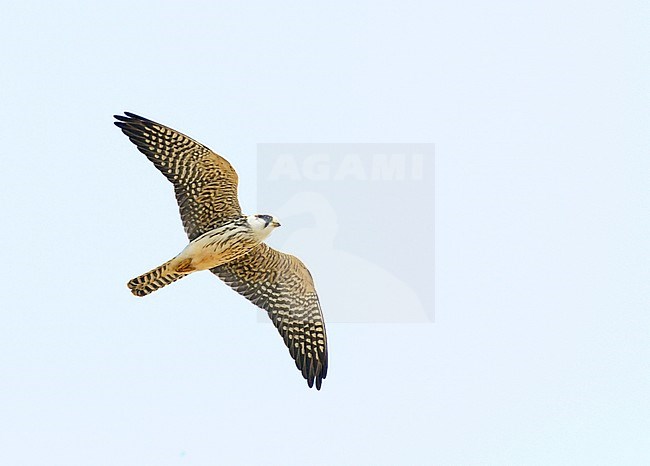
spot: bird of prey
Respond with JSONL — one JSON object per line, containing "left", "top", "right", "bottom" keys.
{"left": 114, "top": 112, "right": 328, "bottom": 389}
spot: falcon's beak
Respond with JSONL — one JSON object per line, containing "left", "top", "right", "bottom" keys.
{"left": 271, "top": 221, "right": 281, "bottom": 227}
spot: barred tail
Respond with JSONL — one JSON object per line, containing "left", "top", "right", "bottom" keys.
{"left": 128, "top": 259, "right": 186, "bottom": 296}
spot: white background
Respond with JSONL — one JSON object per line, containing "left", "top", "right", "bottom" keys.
{"left": 1, "top": 1, "right": 648, "bottom": 465}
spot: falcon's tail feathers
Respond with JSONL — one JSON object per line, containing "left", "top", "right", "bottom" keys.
{"left": 128, "top": 259, "right": 186, "bottom": 296}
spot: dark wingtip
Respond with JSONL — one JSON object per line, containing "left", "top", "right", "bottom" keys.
{"left": 113, "top": 112, "right": 153, "bottom": 124}
{"left": 124, "top": 111, "right": 152, "bottom": 122}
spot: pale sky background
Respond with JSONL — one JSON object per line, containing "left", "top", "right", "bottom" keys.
{"left": 1, "top": 1, "right": 648, "bottom": 465}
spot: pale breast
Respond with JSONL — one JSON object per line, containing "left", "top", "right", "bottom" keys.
{"left": 177, "top": 225, "right": 259, "bottom": 271}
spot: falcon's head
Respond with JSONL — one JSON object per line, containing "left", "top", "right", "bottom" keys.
{"left": 247, "top": 214, "right": 281, "bottom": 239}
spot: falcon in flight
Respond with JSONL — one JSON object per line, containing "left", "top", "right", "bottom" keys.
{"left": 114, "top": 112, "right": 328, "bottom": 389}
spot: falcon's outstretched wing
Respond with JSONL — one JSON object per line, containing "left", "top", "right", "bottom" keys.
{"left": 114, "top": 112, "right": 241, "bottom": 240}
{"left": 212, "top": 244, "right": 328, "bottom": 389}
